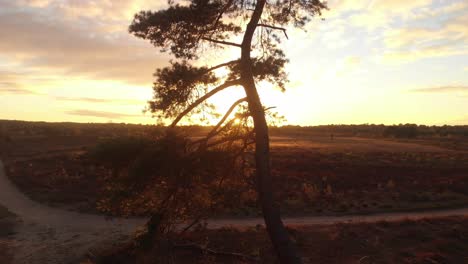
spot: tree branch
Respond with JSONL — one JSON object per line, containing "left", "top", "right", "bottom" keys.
{"left": 256, "top": 24, "right": 289, "bottom": 39}
{"left": 189, "top": 97, "right": 247, "bottom": 149}
{"left": 208, "top": 97, "right": 248, "bottom": 137}
{"left": 209, "top": 0, "right": 234, "bottom": 38}
{"left": 202, "top": 37, "right": 242, "bottom": 47}
{"left": 205, "top": 59, "right": 239, "bottom": 74}
{"left": 170, "top": 79, "right": 242, "bottom": 127}
{"left": 204, "top": 131, "right": 254, "bottom": 149}
{"left": 179, "top": 215, "right": 204, "bottom": 235}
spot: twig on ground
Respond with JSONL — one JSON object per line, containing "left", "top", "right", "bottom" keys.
{"left": 172, "top": 242, "right": 259, "bottom": 262}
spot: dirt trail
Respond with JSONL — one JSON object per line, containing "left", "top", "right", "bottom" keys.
{"left": 2, "top": 159, "right": 468, "bottom": 263}
{"left": 0, "top": 160, "right": 145, "bottom": 264}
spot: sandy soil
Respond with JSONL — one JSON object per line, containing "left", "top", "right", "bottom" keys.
{"left": 0, "top": 160, "right": 145, "bottom": 264}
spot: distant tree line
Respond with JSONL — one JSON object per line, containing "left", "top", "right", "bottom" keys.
{"left": 1, "top": 120, "right": 467, "bottom": 140}
{"left": 0, "top": 120, "right": 165, "bottom": 139}
{"left": 270, "top": 124, "right": 468, "bottom": 139}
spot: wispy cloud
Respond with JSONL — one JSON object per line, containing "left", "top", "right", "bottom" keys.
{"left": 381, "top": 9, "right": 468, "bottom": 63}
{"left": 0, "top": 2, "right": 167, "bottom": 86}
{"left": 54, "top": 96, "right": 145, "bottom": 105}
{"left": 65, "top": 109, "right": 142, "bottom": 119}
{"left": 335, "top": 56, "right": 361, "bottom": 76}
{"left": 0, "top": 84, "right": 145, "bottom": 104}
{"left": 410, "top": 85, "right": 468, "bottom": 93}
{"left": 0, "top": 85, "right": 41, "bottom": 95}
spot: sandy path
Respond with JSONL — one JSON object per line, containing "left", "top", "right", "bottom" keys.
{"left": 2, "top": 159, "right": 468, "bottom": 263}
{"left": 0, "top": 160, "right": 145, "bottom": 264}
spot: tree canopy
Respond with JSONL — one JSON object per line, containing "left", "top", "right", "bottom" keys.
{"left": 129, "top": 0, "right": 326, "bottom": 126}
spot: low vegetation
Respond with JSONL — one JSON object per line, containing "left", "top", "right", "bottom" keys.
{"left": 3, "top": 121, "right": 468, "bottom": 218}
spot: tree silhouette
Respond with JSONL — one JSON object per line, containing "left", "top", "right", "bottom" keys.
{"left": 130, "top": 0, "right": 327, "bottom": 262}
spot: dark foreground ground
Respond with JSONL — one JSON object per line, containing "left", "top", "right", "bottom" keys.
{"left": 0, "top": 205, "right": 15, "bottom": 264}
{"left": 98, "top": 217, "right": 468, "bottom": 264}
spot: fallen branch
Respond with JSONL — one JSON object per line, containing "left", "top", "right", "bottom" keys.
{"left": 172, "top": 242, "right": 259, "bottom": 262}
{"left": 179, "top": 215, "right": 204, "bottom": 235}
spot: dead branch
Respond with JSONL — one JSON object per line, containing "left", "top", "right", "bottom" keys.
{"left": 179, "top": 215, "right": 204, "bottom": 235}
{"left": 172, "top": 242, "right": 259, "bottom": 262}
{"left": 189, "top": 98, "right": 247, "bottom": 150}
{"left": 170, "top": 79, "right": 242, "bottom": 127}
{"left": 209, "top": 97, "right": 248, "bottom": 137}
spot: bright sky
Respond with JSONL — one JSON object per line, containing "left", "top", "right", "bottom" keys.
{"left": 1, "top": 0, "right": 467, "bottom": 125}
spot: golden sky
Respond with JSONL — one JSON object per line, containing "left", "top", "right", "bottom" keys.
{"left": 1, "top": 0, "right": 467, "bottom": 125}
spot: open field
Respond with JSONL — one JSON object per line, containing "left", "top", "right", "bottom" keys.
{"left": 270, "top": 135, "right": 458, "bottom": 153}
{"left": 1, "top": 122, "right": 467, "bottom": 217}
{"left": 270, "top": 137, "right": 468, "bottom": 216}
{"left": 1, "top": 121, "right": 468, "bottom": 263}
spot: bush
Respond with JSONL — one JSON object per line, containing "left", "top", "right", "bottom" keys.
{"left": 88, "top": 136, "right": 154, "bottom": 169}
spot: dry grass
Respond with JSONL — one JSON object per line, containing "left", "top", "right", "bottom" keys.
{"left": 3, "top": 134, "right": 468, "bottom": 216}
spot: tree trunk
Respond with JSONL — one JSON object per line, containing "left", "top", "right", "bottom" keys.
{"left": 240, "top": 1, "right": 302, "bottom": 263}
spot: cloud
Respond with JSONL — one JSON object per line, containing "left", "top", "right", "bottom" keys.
{"left": 382, "top": 46, "right": 468, "bottom": 64}
{"left": 381, "top": 11, "right": 468, "bottom": 63}
{"left": 54, "top": 96, "right": 145, "bottom": 105}
{"left": 328, "top": 0, "right": 468, "bottom": 65}
{"left": 327, "top": 0, "right": 434, "bottom": 29}
{"left": 411, "top": 1, "right": 468, "bottom": 21}
{"left": 65, "top": 109, "right": 142, "bottom": 119}
{"left": 14, "top": 0, "right": 54, "bottom": 8}
{"left": 0, "top": 82, "right": 41, "bottom": 95}
{"left": 344, "top": 56, "right": 360, "bottom": 65}
{"left": 410, "top": 85, "right": 468, "bottom": 93}
{"left": 0, "top": 87, "right": 40, "bottom": 95}
{"left": 0, "top": 2, "right": 168, "bottom": 86}
{"left": 335, "top": 56, "right": 361, "bottom": 76}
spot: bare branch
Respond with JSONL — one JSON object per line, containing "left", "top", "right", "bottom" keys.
{"left": 189, "top": 118, "right": 236, "bottom": 149}
{"left": 256, "top": 24, "right": 289, "bottom": 39}
{"left": 208, "top": 97, "right": 248, "bottom": 137}
{"left": 189, "top": 97, "right": 248, "bottom": 149}
{"left": 179, "top": 215, "right": 204, "bottom": 235}
{"left": 170, "top": 79, "right": 242, "bottom": 127}
{"left": 202, "top": 37, "right": 242, "bottom": 47}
